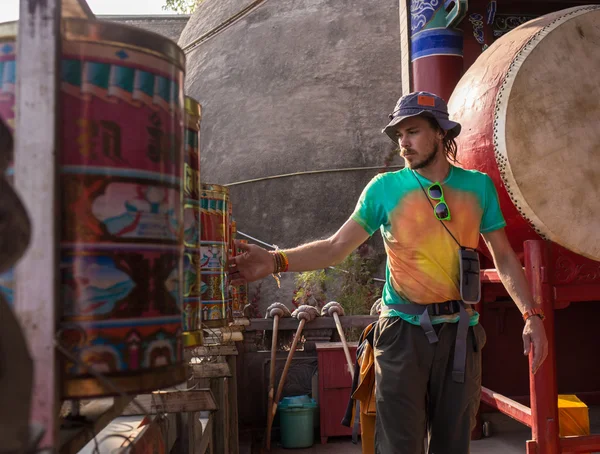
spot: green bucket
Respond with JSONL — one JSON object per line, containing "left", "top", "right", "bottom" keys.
{"left": 278, "top": 395, "right": 318, "bottom": 448}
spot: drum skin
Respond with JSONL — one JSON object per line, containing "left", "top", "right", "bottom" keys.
{"left": 448, "top": 5, "right": 600, "bottom": 262}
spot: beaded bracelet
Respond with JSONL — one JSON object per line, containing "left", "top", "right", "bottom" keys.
{"left": 269, "top": 250, "right": 289, "bottom": 274}
{"left": 269, "top": 250, "right": 289, "bottom": 288}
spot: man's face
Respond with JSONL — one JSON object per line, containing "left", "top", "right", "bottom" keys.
{"left": 394, "top": 115, "right": 444, "bottom": 170}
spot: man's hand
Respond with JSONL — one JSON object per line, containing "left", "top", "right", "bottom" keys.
{"left": 228, "top": 240, "right": 274, "bottom": 284}
{"left": 483, "top": 229, "right": 550, "bottom": 374}
{"left": 522, "top": 316, "right": 548, "bottom": 374}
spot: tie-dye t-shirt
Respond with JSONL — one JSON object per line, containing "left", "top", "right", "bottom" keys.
{"left": 351, "top": 166, "right": 506, "bottom": 326}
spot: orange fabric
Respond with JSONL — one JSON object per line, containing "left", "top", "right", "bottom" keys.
{"left": 360, "top": 412, "right": 376, "bottom": 454}
{"left": 351, "top": 323, "right": 377, "bottom": 454}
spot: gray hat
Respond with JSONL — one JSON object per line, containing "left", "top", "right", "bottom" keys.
{"left": 382, "top": 91, "right": 461, "bottom": 143}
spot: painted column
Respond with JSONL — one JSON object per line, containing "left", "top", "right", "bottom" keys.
{"left": 462, "top": 0, "right": 497, "bottom": 72}
{"left": 410, "top": 0, "right": 466, "bottom": 102}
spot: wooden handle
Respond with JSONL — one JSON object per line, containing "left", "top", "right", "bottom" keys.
{"left": 333, "top": 312, "right": 354, "bottom": 379}
{"left": 265, "top": 318, "right": 306, "bottom": 449}
{"left": 273, "top": 318, "right": 306, "bottom": 412}
{"left": 269, "top": 315, "right": 280, "bottom": 389}
{"left": 265, "top": 314, "right": 280, "bottom": 450}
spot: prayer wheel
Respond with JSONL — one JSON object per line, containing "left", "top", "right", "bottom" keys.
{"left": 231, "top": 239, "right": 249, "bottom": 318}
{"left": 200, "top": 183, "right": 231, "bottom": 327}
{"left": 0, "top": 19, "right": 187, "bottom": 398}
{"left": 182, "top": 96, "right": 203, "bottom": 348}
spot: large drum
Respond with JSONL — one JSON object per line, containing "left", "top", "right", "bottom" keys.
{"left": 0, "top": 19, "right": 187, "bottom": 397}
{"left": 448, "top": 5, "right": 600, "bottom": 262}
{"left": 182, "top": 96, "right": 203, "bottom": 348}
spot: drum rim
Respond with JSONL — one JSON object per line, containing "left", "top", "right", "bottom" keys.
{"left": 493, "top": 5, "right": 600, "bottom": 261}
{"left": 0, "top": 18, "right": 186, "bottom": 71}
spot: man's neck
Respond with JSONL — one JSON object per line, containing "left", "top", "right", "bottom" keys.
{"left": 414, "top": 157, "right": 452, "bottom": 183}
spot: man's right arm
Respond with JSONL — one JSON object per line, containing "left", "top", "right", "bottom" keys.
{"left": 230, "top": 218, "right": 370, "bottom": 283}
{"left": 285, "top": 218, "right": 371, "bottom": 271}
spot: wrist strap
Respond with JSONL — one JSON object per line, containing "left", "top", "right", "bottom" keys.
{"left": 523, "top": 309, "right": 545, "bottom": 322}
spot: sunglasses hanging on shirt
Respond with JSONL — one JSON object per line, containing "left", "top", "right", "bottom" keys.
{"left": 411, "top": 171, "right": 480, "bottom": 304}
{"left": 427, "top": 182, "right": 451, "bottom": 221}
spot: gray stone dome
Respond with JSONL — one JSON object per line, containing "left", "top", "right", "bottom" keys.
{"left": 178, "top": 0, "right": 402, "bottom": 309}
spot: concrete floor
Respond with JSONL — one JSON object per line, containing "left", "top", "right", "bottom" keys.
{"left": 270, "top": 432, "right": 531, "bottom": 454}
{"left": 269, "top": 409, "right": 600, "bottom": 454}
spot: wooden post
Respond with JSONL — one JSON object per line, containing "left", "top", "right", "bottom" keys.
{"left": 189, "top": 344, "right": 239, "bottom": 453}
{"left": 14, "top": 0, "right": 62, "bottom": 449}
{"left": 398, "top": 0, "right": 412, "bottom": 95}
{"left": 227, "top": 354, "right": 239, "bottom": 454}
{"left": 211, "top": 373, "right": 229, "bottom": 454}
{"left": 524, "top": 240, "right": 559, "bottom": 454}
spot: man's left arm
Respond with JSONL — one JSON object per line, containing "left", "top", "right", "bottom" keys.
{"left": 481, "top": 228, "right": 549, "bottom": 374}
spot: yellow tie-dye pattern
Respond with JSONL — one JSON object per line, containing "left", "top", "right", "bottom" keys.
{"left": 386, "top": 187, "right": 483, "bottom": 304}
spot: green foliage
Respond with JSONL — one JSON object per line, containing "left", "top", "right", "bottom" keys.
{"left": 333, "top": 245, "right": 382, "bottom": 316}
{"left": 292, "top": 270, "right": 331, "bottom": 309}
{"left": 292, "top": 244, "right": 383, "bottom": 340}
{"left": 162, "top": 0, "right": 202, "bottom": 14}
{"left": 293, "top": 245, "right": 382, "bottom": 313}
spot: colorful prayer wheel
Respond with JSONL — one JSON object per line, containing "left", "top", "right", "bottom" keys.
{"left": 182, "top": 96, "right": 203, "bottom": 348}
{"left": 0, "top": 19, "right": 187, "bottom": 398}
{"left": 200, "top": 184, "right": 230, "bottom": 327}
{"left": 231, "top": 239, "right": 248, "bottom": 318}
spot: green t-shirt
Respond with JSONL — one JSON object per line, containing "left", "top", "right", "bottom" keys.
{"left": 351, "top": 166, "right": 506, "bottom": 326}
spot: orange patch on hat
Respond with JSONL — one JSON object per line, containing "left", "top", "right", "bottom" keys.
{"left": 417, "top": 95, "right": 436, "bottom": 107}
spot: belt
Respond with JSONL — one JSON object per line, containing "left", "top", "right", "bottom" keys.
{"left": 385, "top": 300, "right": 471, "bottom": 384}
{"left": 425, "top": 300, "right": 462, "bottom": 316}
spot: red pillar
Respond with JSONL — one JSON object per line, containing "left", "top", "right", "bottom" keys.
{"left": 406, "top": 1, "right": 466, "bottom": 102}
{"left": 462, "top": 0, "right": 496, "bottom": 72}
{"left": 413, "top": 55, "right": 463, "bottom": 104}
{"left": 524, "top": 240, "right": 560, "bottom": 454}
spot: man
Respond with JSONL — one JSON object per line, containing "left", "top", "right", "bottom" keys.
{"left": 229, "top": 92, "right": 548, "bottom": 453}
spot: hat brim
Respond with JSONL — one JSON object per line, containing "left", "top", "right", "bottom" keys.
{"left": 382, "top": 111, "right": 461, "bottom": 143}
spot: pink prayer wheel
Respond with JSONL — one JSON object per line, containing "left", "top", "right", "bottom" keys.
{"left": 0, "top": 19, "right": 187, "bottom": 398}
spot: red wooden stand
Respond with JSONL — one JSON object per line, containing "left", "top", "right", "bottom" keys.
{"left": 480, "top": 240, "right": 600, "bottom": 453}
{"left": 315, "top": 342, "right": 358, "bottom": 444}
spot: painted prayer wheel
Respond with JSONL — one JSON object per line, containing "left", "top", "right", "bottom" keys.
{"left": 231, "top": 239, "right": 249, "bottom": 318}
{"left": 0, "top": 19, "right": 187, "bottom": 398}
{"left": 448, "top": 5, "right": 600, "bottom": 262}
{"left": 200, "top": 183, "right": 230, "bottom": 327}
{"left": 182, "top": 96, "right": 203, "bottom": 348}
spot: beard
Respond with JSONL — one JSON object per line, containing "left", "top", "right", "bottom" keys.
{"left": 404, "top": 143, "right": 441, "bottom": 170}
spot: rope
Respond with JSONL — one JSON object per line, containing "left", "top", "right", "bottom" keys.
{"left": 236, "top": 230, "right": 386, "bottom": 283}
{"left": 222, "top": 165, "right": 404, "bottom": 187}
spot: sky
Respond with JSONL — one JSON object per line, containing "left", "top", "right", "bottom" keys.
{"left": 0, "top": 0, "right": 180, "bottom": 23}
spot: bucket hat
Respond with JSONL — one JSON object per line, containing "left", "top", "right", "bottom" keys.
{"left": 382, "top": 92, "right": 461, "bottom": 143}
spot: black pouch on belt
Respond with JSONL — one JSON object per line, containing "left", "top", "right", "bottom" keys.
{"left": 459, "top": 246, "right": 481, "bottom": 304}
